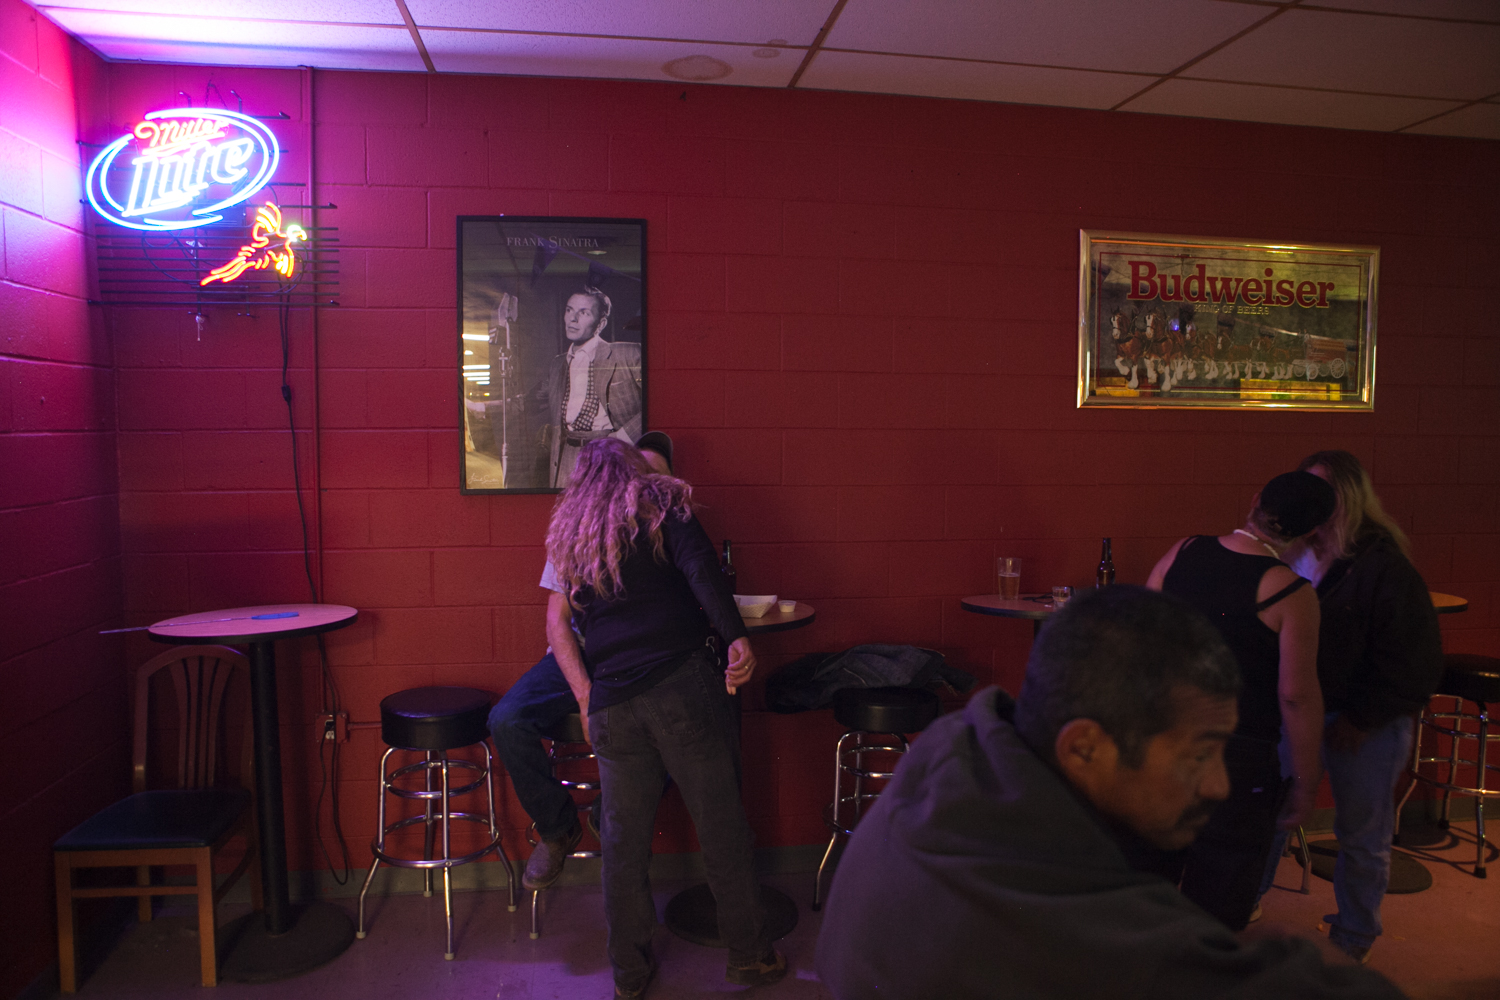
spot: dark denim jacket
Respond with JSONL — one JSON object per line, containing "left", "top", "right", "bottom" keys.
{"left": 765, "top": 644, "right": 975, "bottom": 714}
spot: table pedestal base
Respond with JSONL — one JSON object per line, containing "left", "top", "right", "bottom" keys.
{"left": 664, "top": 884, "right": 797, "bottom": 948}
{"left": 1395, "top": 821, "right": 1450, "bottom": 849}
{"left": 1308, "top": 839, "right": 1433, "bottom": 894}
{"left": 221, "top": 902, "right": 356, "bottom": 983}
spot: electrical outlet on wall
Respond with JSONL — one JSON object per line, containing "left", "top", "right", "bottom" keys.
{"left": 319, "top": 712, "right": 350, "bottom": 742}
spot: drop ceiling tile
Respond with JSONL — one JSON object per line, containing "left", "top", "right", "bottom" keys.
{"left": 422, "top": 30, "right": 798, "bottom": 86}
{"left": 407, "top": 0, "right": 828, "bottom": 45}
{"left": 1188, "top": 9, "right": 1500, "bottom": 100}
{"left": 1310, "top": 0, "right": 1500, "bottom": 21}
{"left": 1403, "top": 102, "right": 1500, "bottom": 139}
{"left": 798, "top": 50, "right": 1148, "bottom": 109}
{"left": 1127, "top": 77, "right": 1464, "bottom": 131}
{"left": 44, "top": 9, "right": 424, "bottom": 71}
{"left": 35, "top": 1, "right": 403, "bottom": 24}
{"left": 824, "top": 0, "right": 1268, "bottom": 74}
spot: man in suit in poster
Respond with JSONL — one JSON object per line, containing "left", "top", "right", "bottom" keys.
{"left": 546, "top": 287, "right": 643, "bottom": 488}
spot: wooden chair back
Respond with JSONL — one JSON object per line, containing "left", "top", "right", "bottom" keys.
{"left": 131, "top": 645, "right": 249, "bottom": 794}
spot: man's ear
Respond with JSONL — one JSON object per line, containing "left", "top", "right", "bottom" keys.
{"left": 1053, "top": 718, "right": 1120, "bottom": 792}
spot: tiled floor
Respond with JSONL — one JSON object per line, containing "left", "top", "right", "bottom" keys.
{"left": 52, "top": 823, "right": 1500, "bottom": 999}
{"left": 60, "top": 869, "right": 833, "bottom": 1000}
{"left": 1258, "top": 820, "right": 1500, "bottom": 1000}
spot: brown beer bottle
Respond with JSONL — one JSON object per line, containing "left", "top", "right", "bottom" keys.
{"left": 721, "top": 539, "right": 738, "bottom": 594}
{"left": 1096, "top": 537, "right": 1115, "bottom": 587}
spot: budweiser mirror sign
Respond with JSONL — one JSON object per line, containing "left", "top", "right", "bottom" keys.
{"left": 1078, "top": 231, "right": 1378, "bottom": 411}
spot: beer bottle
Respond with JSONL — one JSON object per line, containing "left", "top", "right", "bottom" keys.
{"left": 721, "top": 539, "right": 738, "bottom": 594}
{"left": 1096, "top": 537, "right": 1115, "bottom": 587}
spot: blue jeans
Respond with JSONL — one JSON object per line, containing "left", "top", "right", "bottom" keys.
{"left": 1324, "top": 714, "right": 1415, "bottom": 952}
{"left": 487, "top": 653, "right": 583, "bottom": 841}
{"left": 590, "top": 649, "right": 765, "bottom": 989}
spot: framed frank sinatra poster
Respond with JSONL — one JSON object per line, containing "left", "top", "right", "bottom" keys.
{"left": 1078, "top": 231, "right": 1378, "bottom": 410}
{"left": 457, "top": 217, "right": 647, "bottom": 493}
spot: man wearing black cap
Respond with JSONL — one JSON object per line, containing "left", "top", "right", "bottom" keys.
{"left": 1145, "top": 470, "right": 1339, "bottom": 930}
{"left": 489, "top": 432, "right": 674, "bottom": 890}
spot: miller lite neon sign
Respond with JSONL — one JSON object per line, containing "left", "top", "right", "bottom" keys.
{"left": 85, "top": 108, "right": 280, "bottom": 231}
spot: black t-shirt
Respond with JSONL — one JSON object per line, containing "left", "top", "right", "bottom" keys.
{"left": 1163, "top": 535, "right": 1290, "bottom": 744}
{"left": 574, "top": 512, "right": 748, "bottom": 713}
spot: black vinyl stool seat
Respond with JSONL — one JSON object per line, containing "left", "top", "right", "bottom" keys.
{"left": 813, "top": 686, "right": 942, "bottom": 911}
{"left": 1395, "top": 654, "right": 1500, "bottom": 878}
{"left": 356, "top": 686, "right": 516, "bottom": 959}
{"left": 832, "top": 686, "right": 942, "bottom": 733}
{"left": 381, "top": 686, "right": 492, "bottom": 750}
{"left": 527, "top": 712, "right": 601, "bottom": 939}
{"left": 1440, "top": 655, "right": 1500, "bottom": 704}
{"left": 546, "top": 711, "right": 589, "bottom": 745}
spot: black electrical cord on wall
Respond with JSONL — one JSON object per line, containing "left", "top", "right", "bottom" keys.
{"left": 279, "top": 294, "right": 352, "bottom": 885}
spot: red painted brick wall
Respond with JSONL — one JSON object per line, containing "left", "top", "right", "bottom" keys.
{"left": 0, "top": 2, "right": 124, "bottom": 995}
{"left": 90, "top": 64, "right": 1500, "bottom": 888}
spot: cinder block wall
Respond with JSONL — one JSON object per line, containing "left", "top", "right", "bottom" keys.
{"left": 0, "top": 1, "right": 124, "bottom": 995}
{"left": 7, "top": 43, "right": 1495, "bottom": 995}
{"left": 103, "top": 66, "right": 1500, "bottom": 869}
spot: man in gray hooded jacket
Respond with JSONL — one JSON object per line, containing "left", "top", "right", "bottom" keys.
{"left": 816, "top": 585, "right": 1403, "bottom": 1000}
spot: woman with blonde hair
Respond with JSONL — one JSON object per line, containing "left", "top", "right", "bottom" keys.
{"left": 1285, "top": 450, "right": 1443, "bottom": 963}
{"left": 543, "top": 437, "right": 784, "bottom": 998}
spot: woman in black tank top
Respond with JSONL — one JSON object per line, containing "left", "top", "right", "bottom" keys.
{"left": 1145, "top": 471, "right": 1336, "bottom": 930}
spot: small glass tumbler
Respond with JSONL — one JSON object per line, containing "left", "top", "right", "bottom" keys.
{"left": 1051, "top": 585, "right": 1073, "bottom": 608}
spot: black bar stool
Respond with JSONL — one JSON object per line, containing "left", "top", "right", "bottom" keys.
{"left": 527, "top": 712, "right": 601, "bottom": 939}
{"left": 356, "top": 686, "right": 516, "bottom": 958}
{"left": 1395, "top": 654, "right": 1500, "bottom": 878}
{"left": 812, "top": 686, "right": 941, "bottom": 911}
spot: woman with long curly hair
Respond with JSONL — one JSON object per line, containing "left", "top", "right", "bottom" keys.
{"left": 543, "top": 437, "right": 784, "bottom": 998}
{"left": 1282, "top": 450, "right": 1443, "bottom": 962}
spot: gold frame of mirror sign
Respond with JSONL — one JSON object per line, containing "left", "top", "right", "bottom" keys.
{"left": 1078, "top": 230, "right": 1378, "bottom": 411}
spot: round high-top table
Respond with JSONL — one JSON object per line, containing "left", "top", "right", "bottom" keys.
{"left": 1431, "top": 592, "right": 1468, "bottom": 614}
{"left": 150, "top": 603, "right": 358, "bottom": 982}
{"left": 663, "top": 603, "right": 815, "bottom": 949}
{"left": 960, "top": 593, "right": 1059, "bottom": 637}
{"left": 742, "top": 601, "right": 816, "bottom": 634}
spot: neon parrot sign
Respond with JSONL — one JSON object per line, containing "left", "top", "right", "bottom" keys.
{"left": 200, "top": 203, "right": 307, "bottom": 285}
{"left": 85, "top": 108, "right": 280, "bottom": 231}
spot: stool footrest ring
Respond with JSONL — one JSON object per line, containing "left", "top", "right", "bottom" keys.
{"left": 384, "top": 758, "right": 488, "bottom": 800}
{"left": 370, "top": 840, "right": 502, "bottom": 869}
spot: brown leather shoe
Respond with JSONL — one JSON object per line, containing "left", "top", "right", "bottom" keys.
{"left": 726, "top": 949, "right": 787, "bottom": 986}
{"left": 614, "top": 962, "right": 656, "bottom": 999}
{"left": 523, "top": 825, "right": 583, "bottom": 890}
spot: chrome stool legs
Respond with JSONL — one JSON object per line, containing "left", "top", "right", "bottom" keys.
{"left": 527, "top": 727, "right": 600, "bottom": 939}
{"left": 1395, "top": 694, "right": 1499, "bottom": 878}
{"left": 1293, "top": 825, "right": 1311, "bottom": 894}
{"left": 812, "top": 730, "right": 909, "bottom": 912}
{"left": 356, "top": 743, "right": 516, "bottom": 958}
